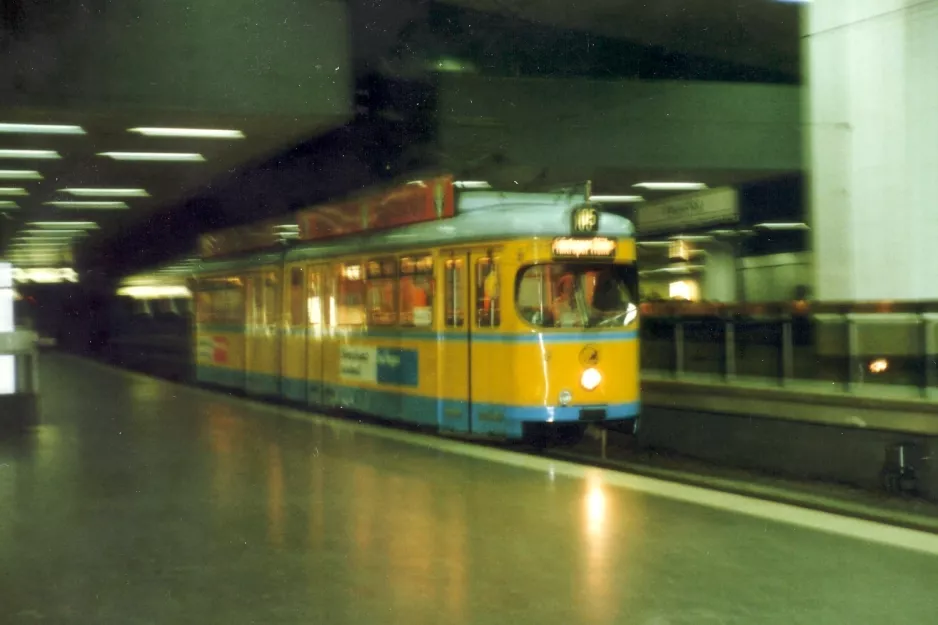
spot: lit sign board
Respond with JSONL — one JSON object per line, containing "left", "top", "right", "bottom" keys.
{"left": 571, "top": 206, "right": 599, "bottom": 234}
{"left": 552, "top": 237, "right": 617, "bottom": 259}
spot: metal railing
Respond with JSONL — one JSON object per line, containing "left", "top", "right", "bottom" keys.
{"left": 640, "top": 301, "right": 938, "bottom": 400}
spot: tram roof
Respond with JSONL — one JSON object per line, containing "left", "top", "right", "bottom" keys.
{"left": 186, "top": 191, "right": 634, "bottom": 275}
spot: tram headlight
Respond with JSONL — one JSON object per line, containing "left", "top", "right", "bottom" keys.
{"left": 558, "top": 389, "right": 573, "bottom": 406}
{"left": 580, "top": 368, "right": 601, "bottom": 391}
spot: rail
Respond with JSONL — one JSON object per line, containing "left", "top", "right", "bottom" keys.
{"left": 640, "top": 301, "right": 938, "bottom": 400}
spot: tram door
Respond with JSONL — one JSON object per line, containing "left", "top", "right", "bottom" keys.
{"left": 468, "top": 249, "right": 504, "bottom": 435}
{"left": 305, "top": 264, "right": 328, "bottom": 406}
{"left": 280, "top": 265, "right": 308, "bottom": 403}
{"left": 438, "top": 251, "right": 471, "bottom": 433}
{"left": 245, "top": 270, "right": 282, "bottom": 397}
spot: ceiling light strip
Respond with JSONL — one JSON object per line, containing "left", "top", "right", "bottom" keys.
{"left": 0, "top": 170, "right": 42, "bottom": 180}
{"left": 0, "top": 149, "right": 61, "bottom": 159}
{"left": 59, "top": 188, "right": 150, "bottom": 197}
{"left": 98, "top": 151, "right": 205, "bottom": 162}
{"left": 0, "top": 123, "right": 85, "bottom": 135}
{"left": 45, "top": 201, "right": 129, "bottom": 210}
{"left": 28, "top": 221, "right": 99, "bottom": 229}
{"left": 128, "top": 127, "right": 245, "bottom": 139}
{"left": 632, "top": 182, "right": 708, "bottom": 191}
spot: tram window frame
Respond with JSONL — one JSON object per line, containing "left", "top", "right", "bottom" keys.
{"left": 196, "top": 277, "right": 244, "bottom": 325}
{"left": 335, "top": 262, "right": 365, "bottom": 327}
{"left": 444, "top": 257, "right": 464, "bottom": 328}
{"left": 399, "top": 254, "right": 434, "bottom": 328}
{"left": 475, "top": 257, "right": 500, "bottom": 328}
{"left": 307, "top": 268, "right": 324, "bottom": 330}
{"left": 288, "top": 266, "right": 306, "bottom": 328}
{"left": 365, "top": 257, "right": 398, "bottom": 326}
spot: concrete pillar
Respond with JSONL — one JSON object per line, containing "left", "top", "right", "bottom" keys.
{"left": 702, "top": 242, "right": 738, "bottom": 303}
{"left": 806, "top": 1, "right": 938, "bottom": 301}
{"left": 0, "top": 263, "right": 14, "bottom": 394}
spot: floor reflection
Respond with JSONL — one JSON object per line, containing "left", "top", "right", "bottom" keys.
{"left": 266, "top": 443, "right": 284, "bottom": 548}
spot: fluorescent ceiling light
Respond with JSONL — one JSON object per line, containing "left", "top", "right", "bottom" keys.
{"left": 60, "top": 188, "right": 150, "bottom": 197}
{"left": 45, "top": 201, "right": 129, "bottom": 209}
{"left": 754, "top": 222, "right": 810, "bottom": 231}
{"left": 0, "top": 169, "right": 42, "bottom": 180}
{"left": 0, "top": 201, "right": 19, "bottom": 209}
{"left": 0, "top": 123, "right": 85, "bottom": 135}
{"left": 28, "top": 221, "right": 99, "bottom": 229}
{"left": 0, "top": 149, "right": 61, "bottom": 159}
{"left": 128, "top": 127, "right": 245, "bottom": 139}
{"left": 668, "top": 235, "right": 714, "bottom": 242}
{"left": 454, "top": 181, "right": 491, "bottom": 189}
{"left": 117, "top": 285, "right": 192, "bottom": 299}
{"left": 274, "top": 224, "right": 299, "bottom": 230}
{"left": 21, "top": 230, "right": 86, "bottom": 236}
{"left": 633, "top": 182, "right": 709, "bottom": 191}
{"left": 98, "top": 152, "right": 205, "bottom": 162}
{"left": 589, "top": 195, "right": 644, "bottom": 203}
{"left": 0, "top": 187, "right": 27, "bottom": 196}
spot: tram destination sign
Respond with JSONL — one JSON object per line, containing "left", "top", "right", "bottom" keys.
{"left": 552, "top": 236, "right": 617, "bottom": 259}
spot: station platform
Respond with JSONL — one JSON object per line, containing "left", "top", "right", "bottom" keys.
{"left": 3, "top": 354, "right": 938, "bottom": 624}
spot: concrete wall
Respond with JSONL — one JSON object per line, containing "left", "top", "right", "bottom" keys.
{"left": 1, "top": 0, "right": 351, "bottom": 118}
{"left": 740, "top": 251, "right": 811, "bottom": 302}
{"left": 437, "top": 74, "right": 801, "bottom": 173}
{"left": 639, "top": 380, "right": 938, "bottom": 499}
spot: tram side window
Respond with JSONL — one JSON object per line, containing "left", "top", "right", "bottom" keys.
{"left": 197, "top": 277, "right": 244, "bottom": 325}
{"left": 196, "top": 283, "right": 212, "bottom": 324}
{"left": 288, "top": 267, "right": 306, "bottom": 327}
{"left": 476, "top": 258, "right": 500, "bottom": 328}
{"left": 265, "top": 273, "right": 280, "bottom": 327}
{"left": 336, "top": 263, "right": 365, "bottom": 327}
{"left": 366, "top": 258, "right": 398, "bottom": 326}
{"left": 308, "top": 269, "right": 324, "bottom": 330}
{"left": 400, "top": 255, "right": 434, "bottom": 327}
{"left": 249, "top": 275, "right": 265, "bottom": 326}
{"left": 444, "top": 258, "right": 464, "bottom": 327}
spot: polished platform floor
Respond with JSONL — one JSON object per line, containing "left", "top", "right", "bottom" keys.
{"left": 2, "top": 354, "right": 938, "bottom": 624}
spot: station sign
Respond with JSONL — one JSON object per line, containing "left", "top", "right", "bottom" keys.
{"left": 552, "top": 237, "right": 617, "bottom": 259}
{"left": 635, "top": 187, "right": 739, "bottom": 235}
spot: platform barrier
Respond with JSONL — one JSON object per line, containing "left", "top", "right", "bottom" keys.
{"left": 639, "top": 301, "right": 938, "bottom": 500}
{"left": 0, "top": 330, "right": 40, "bottom": 426}
{"left": 641, "top": 301, "right": 938, "bottom": 399}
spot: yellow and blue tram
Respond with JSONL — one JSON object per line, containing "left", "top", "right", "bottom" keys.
{"left": 190, "top": 179, "right": 640, "bottom": 440}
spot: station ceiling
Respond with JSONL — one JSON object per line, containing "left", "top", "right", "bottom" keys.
{"left": 441, "top": 0, "right": 801, "bottom": 77}
{"left": 0, "top": 111, "right": 342, "bottom": 270}
{"left": 0, "top": 0, "right": 804, "bottom": 277}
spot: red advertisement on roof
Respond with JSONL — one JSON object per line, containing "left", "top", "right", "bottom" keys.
{"left": 198, "top": 217, "right": 287, "bottom": 258}
{"left": 297, "top": 175, "right": 455, "bottom": 241}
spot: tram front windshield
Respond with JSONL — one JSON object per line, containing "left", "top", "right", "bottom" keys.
{"left": 516, "top": 263, "right": 637, "bottom": 329}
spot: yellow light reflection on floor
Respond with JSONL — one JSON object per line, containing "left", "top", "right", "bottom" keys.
{"left": 266, "top": 443, "right": 284, "bottom": 548}
{"left": 582, "top": 472, "right": 613, "bottom": 623}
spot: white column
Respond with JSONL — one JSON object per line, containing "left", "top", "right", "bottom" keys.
{"left": 806, "top": 0, "right": 938, "bottom": 301}
{"left": 0, "top": 263, "right": 14, "bottom": 394}
{"left": 702, "top": 242, "right": 738, "bottom": 303}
